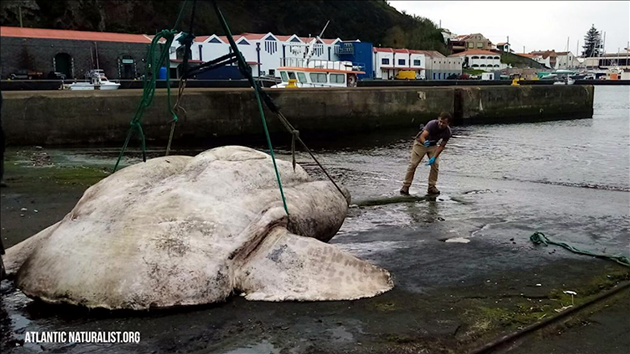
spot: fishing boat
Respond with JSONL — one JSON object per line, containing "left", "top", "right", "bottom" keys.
{"left": 272, "top": 58, "right": 364, "bottom": 88}
{"left": 64, "top": 70, "right": 120, "bottom": 90}
{"left": 551, "top": 70, "right": 576, "bottom": 85}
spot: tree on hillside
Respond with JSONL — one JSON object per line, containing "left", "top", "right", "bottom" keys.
{"left": 406, "top": 15, "right": 447, "bottom": 54}
{"left": 582, "top": 24, "right": 603, "bottom": 57}
{"left": 383, "top": 25, "right": 406, "bottom": 48}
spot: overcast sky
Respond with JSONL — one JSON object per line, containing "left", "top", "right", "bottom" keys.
{"left": 388, "top": 1, "right": 629, "bottom": 54}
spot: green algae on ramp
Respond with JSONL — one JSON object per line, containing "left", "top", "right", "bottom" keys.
{"left": 460, "top": 268, "right": 630, "bottom": 338}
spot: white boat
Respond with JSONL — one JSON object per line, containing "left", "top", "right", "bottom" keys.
{"left": 64, "top": 69, "right": 120, "bottom": 90}
{"left": 553, "top": 77, "right": 575, "bottom": 85}
{"left": 272, "top": 58, "right": 365, "bottom": 88}
{"left": 550, "top": 70, "right": 575, "bottom": 85}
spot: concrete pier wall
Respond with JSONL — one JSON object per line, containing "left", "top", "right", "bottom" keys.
{"left": 1, "top": 85, "right": 594, "bottom": 146}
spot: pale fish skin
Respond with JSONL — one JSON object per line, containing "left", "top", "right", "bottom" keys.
{"left": 5, "top": 146, "right": 393, "bottom": 310}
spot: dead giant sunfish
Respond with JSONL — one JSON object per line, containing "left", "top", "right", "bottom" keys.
{"left": 4, "top": 146, "right": 393, "bottom": 310}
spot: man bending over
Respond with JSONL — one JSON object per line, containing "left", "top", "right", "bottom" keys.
{"left": 400, "top": 111, "right": 452, "bottom": 196}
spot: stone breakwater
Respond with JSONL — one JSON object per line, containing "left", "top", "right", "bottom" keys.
{"left": 2, "top": 85, "right": 593, "bottom": 146}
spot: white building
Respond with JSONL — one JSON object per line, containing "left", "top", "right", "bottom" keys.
{"left": 425, "top": 52, "right": 464, "bottom": 80}
{"left": 373, "top": 47, "right": 462, "bottom": 80}
{"left": 169, "top": 32, "right": 345, "bottom": 78}
{"left": 554, "top": 51, "right": 580, "bottom": 70}
{"left": 441, "top": 29, "right": 457, "bottom": 44}
{"left": 373, "top": 48, "right": 395, "bottom": 79}
{"left": 448, "top": 49, "right": 506, "bottom": 72}
{"left": 373, "top": 48, "right": 427, "bottom": 80}
{"left": 582, "top": 50, "right": 630, "bottom": 70}
{"left": 496, "top": 42, "right": 511, "bottom": 53}
{"left": 373, "top": 48, "right": 428, "bottom": 80}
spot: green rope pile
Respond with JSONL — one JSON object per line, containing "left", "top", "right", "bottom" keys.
{"left": 530, "top": 231, "right": 630, "bottom": 267}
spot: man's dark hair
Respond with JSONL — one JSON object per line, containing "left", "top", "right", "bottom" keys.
{"left": 438, "top": 111, "right": 452, "bottom": 121}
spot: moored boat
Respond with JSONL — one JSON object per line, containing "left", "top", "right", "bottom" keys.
{"left": 63, "top": 69, "right": 120, "bottom": 90}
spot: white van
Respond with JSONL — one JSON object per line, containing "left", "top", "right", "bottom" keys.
{"left": 481, "top": 73, "right": 495, "bottom": 81}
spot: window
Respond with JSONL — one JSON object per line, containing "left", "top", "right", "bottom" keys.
{"left": 472, "top": 64, "right": 479, "bottom": 67}
{"left": 382, "top": 58, "right": 390, "bottom": 65}
{"left": 398, "top": 59, "right": 405, "bottom": 65}
{"left": 297, "top": 72, "right": 307, "bottom": 83}
{"left": 310, "top": 73, "right": 327, "bottom": 83}
{"left": 472, "top": 56, "right": 479, "bottom": 59}
{"left": 269, "top": 69, "right": 275, "bottom": 76}
{"left": 288, "top": 72, "right": 297, "bottom": 80}
{"left": 494, "top": 64, "right": 500, "bottom": 67}
{"left": 208, "top": 38, "right": 222, "bottom": 44}
{"left": 413, "top": 59, "right": 421, "bottom": 66}
{"left": 480, "top": 56, "right": 486, "bottom": 59}
{"left": 468, "top": 42, "right": 474, "bottom": 48}
{"left": 477, "top": 42, "right": 483, "bottom": 48}
{"left": 237, "top": 39, "right": 250, "bottom": 45}
{"left": 280, "top": 71, "right": 288, "bottom": 82}
{"left": 330, "top": 73, "right": 345, "bottom": 84}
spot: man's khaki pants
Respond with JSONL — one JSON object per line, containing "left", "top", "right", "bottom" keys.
{"left": 402, "top": 140, "right": 439, "bottom": 189}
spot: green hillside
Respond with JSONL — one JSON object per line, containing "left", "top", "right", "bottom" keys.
{"left": 0, "top": 0, "right": 448, "bottom": 54}
{"left": 500, "top": 52, "right": 546, "bottom": 69}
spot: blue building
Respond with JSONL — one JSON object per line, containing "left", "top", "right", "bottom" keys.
{"left": 335, "top": 41, "right": 374, "bottom": 80}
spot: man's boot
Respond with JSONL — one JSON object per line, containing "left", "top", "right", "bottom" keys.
{"left": 400, "top": 186, "right": 410, "bottom": 195}
{"left": 427, "top": 186, "right": 440, "bottom": 195}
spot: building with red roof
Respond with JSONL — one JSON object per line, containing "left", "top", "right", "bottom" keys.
{"left": 1, "top": 26, "right": 159, "bottom": 79}
{"left": 372, "top": 46, "right": 461, "bottom": 80}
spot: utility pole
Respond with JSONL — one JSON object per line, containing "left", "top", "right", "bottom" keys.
{"left": 566, "top": 37, "right": 570, "bottom": 69}
{"left": 577, "top": 40, "right": 579, "bottom": 57}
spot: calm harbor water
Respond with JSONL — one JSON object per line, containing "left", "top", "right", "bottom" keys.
{"left": 290, "top": 85, "right": 630, "bottom": 195}
{"left": 274, "top": 85, "right": 629, "bottom": 258}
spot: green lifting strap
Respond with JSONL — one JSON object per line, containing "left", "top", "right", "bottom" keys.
{"left": 530, "top": 231, "right": 630, "bottom": 267}
{"left": 113, "top": 1, "right": 190, "bottom": 172}
{"left": 212, "top": 1, "right": 290, "bottom": 216}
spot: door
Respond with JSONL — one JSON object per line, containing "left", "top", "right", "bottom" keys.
{"left": 54, "top": 53, "right": 72, "bottom": 78}
{"left": 121, "top": 56, "right": 135, "bottom": 79}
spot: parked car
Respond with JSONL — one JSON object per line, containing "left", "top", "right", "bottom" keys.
{"left": 9, "top": 69, "right": 44, "bottom": 80}
{"left": 47, "top": 71, "right": 67, "bottom": 80}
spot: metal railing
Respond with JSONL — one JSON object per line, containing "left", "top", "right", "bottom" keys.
{"left": 280, "top": 57, "right": 355, "bottom": 71}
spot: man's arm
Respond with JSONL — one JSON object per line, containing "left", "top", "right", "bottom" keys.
{"left": 433, "top": 141, "right": 447, "bottom": 158}
{"left": 418, "top": 130, "right": 429, "bottom": 144}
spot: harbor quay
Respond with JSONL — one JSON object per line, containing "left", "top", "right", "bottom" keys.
{"left": 2, "top": 85, "right": 593, "bottom": 146}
